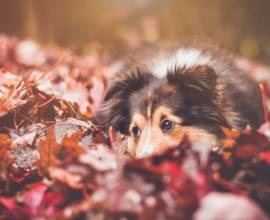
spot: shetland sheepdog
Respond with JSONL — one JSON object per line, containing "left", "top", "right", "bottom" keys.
{"left": 96, "top": 44, "right": 264, "bottom": 158}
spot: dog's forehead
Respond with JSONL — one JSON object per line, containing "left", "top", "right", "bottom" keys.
{"left": 129, "top": 81, "right": 181, "bottom": 117}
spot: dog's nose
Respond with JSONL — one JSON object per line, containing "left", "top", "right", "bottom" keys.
{"left": 136, "top": 143, "right": 155, "bottom": 158}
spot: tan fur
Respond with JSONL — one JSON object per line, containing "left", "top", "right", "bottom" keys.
{"left": 127, "top": 106, "right": 217, "bottom": 158}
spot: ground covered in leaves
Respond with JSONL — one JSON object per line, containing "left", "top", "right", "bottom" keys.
{"left": 0, "top": 36, "right": 270, "bottom": 220}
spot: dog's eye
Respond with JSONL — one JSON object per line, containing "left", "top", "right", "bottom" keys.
{"left": 131, "top": 126, "right": 141, "bottom": 138}
{"left": 161, "top": 119, "right": 174, "bottom": 132}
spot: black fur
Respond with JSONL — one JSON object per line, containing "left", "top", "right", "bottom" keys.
{"left": 95, "top": 69, "right": 155, "bottom": 134}
{"left": 167, "top": 65, "right": 229, "bottom": 128}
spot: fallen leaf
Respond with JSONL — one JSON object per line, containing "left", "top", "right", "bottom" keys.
{"left": 259, "top": 151, "right": 270, "bottom": 164}
{"left": 61, "top": 130, "right": 85, "bottom": 159}
{"left": 0, "top": 133, "right": 12, "bottom": 158}
{"left": 23, "top": 182, "right": 47, "bottom": 208}
{"left": 38, "top": 126, "right": 59, "bottom": 174}
{"left": 0, "top": 196, "right": 17, "bottom": 210}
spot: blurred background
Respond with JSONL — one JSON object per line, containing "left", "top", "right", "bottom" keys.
{"left": 1, "top": 0, "right": 270, "bottom": 62}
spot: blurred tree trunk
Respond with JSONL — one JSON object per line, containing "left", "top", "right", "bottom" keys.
{"left": 22, "top": 0, "right": 38, "bottom": 39}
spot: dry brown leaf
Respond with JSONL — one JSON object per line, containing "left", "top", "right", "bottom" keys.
{"left": 61, "top": 130, "right": 85, "bottom": 159}
{"left": 0, "top": 82, "right": 28, "bottom": 117}
{"left": 48, "top": 166, "right": 84, "bottom": 189}
{"left": 221, "top": 127, "right": 241, "bottom": 139}
{"left": 38, "top": 126, "right": 59, "bottom": 174}
{"left": 0, "top": 133, "right": 12, "bottom": 159}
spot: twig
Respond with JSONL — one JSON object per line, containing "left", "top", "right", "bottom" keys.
{"left": 259, "top": 83, "right": 269, "bottom": 124}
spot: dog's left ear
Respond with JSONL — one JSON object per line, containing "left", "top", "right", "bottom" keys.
{"left": 167, "top": 65, "right": 218, "bottom": 94}
{"left": 167, "top": 65, "right": 229, "bottom": 127}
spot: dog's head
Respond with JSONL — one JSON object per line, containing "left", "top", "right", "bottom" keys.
{"left": 97, "top": 65, "right": 229, "bottom": 157}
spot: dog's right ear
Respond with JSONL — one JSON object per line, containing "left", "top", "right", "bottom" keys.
{"left": 167, "top": 65, "right": 218, "bottom": 94}
{"left": 94, "top": 69, "right": 153, "bottom": 134}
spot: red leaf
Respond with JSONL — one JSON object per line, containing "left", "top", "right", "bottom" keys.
{"left": 42, "top": 191, "right": 64, "bottom": 208}
{"left": 235, "top": 144, "right": 257, "bottom": 159}
{"left": 23, "top": 182, "right": 47, "bottom": 208}
{"left": 259, "top": 151, "right": 270, "bottom": 164}
{"left": 0, "top": 196, "right": 17, "bottom": 210}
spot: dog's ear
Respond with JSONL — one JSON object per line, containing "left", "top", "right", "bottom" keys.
{"left": 167, "top": 65, "right": 218, "bottom": 95}
{"left": 104, "top": 69, "right": 152, "bottom": 101}
{"left": 95, "top": 69, "right": 153, "bottom": 134}
{"left": 167, "top": 65, "right": 228, "bottom": 127}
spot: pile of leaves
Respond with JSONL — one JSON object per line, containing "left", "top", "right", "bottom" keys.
{"left": 0, "top": 35, "right": 270, "bottom": 220}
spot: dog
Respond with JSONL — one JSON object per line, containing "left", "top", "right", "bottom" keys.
{"left": 96, "top": 44, "right": 264, "bottom": 158}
